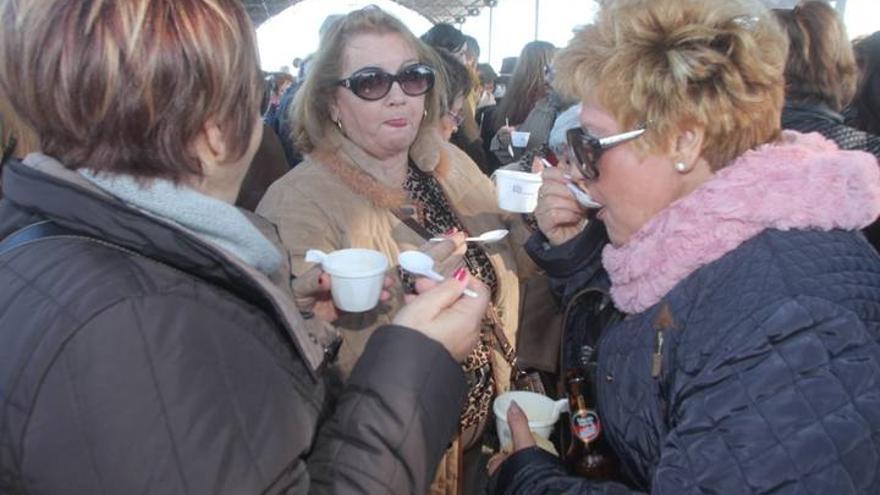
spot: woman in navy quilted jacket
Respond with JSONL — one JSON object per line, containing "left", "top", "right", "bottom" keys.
{"left": 489, "top": 0, "right": 880, "bottom": 493}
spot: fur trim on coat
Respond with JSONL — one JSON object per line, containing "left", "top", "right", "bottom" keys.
{"left": 604, "top": 131, "right": 880, "bottom": 314}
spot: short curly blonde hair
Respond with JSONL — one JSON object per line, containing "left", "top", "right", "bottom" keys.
{"left": 554, "top": 0, "right": 788, "bottom": 170}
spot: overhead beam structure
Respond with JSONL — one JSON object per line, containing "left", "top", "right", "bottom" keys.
{"left": 241, "top": 0, "right": 494, "bottom": 27}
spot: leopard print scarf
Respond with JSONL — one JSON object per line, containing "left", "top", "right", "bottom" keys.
{"left": 400, "top": 163, "right": 497, "bottom": 437}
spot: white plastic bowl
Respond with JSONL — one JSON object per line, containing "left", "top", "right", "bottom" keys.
{"left": 493, "top": 390, "right": 568, "bottom": 449}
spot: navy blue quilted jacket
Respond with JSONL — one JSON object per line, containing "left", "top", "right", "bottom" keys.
{"left": 495, "top": 132, "right": 880, "bottom": 494}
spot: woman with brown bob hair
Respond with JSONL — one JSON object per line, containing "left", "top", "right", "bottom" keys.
{"left": 774, "top": 1, "right": 880, "bottom": 250}
{"left": 257, "top": 6, "right": 539, "bottom": 494}
{"left": 0, "top": 1, "right": 490, "bottom": 493}
{"left": 775, "top": 1, "right": 880, "bottom": 158}
{"left": 489, "top": 0, "right": 880, "bottom": 493}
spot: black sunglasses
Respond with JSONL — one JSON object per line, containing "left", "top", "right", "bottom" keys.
{"left": 565, "top": 124, "right": 648, "bottom": 181}
{"left": 337, "top": 63, "right": 435, "bottom": 101}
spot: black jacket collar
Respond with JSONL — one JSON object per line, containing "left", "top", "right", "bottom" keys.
{"left": 782, "top": 100, "right": 845, "bottom": 126}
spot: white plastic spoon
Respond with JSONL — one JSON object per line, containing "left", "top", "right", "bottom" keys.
{"left": 304, "top": 249, "right": 328, "bottom": 264}
{"left": 397, "top": 251, "right": 479, "bottom": 298}
{"left": 506, "top": 118, "right": 516, "bottom": 158}
{"left": 538, "top": 158, "right": 603, "bottom": 209}
{"left": 429, "top": 229, "right": 509, "bottom": 243}
{"left": 565, "top": 183, "right": 602, "bottom": 209}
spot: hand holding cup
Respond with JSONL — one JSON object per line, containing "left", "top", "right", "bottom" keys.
{"left": 293, "top": 264, "right": 394, "bottom": 322}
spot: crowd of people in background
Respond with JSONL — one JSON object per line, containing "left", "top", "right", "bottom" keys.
{"left": 2, "top": 0, "right": 880, "bottom": 494}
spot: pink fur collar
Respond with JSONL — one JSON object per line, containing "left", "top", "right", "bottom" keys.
{"left": 604, "top": 131, "right": 880, "bottom": 314}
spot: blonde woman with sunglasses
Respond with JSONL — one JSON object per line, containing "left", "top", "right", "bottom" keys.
{"left": 490, "top": 0, "right": 880, "bottom": 493}
{"left": 257, "top": 7, "right": 541, "bottom": 494}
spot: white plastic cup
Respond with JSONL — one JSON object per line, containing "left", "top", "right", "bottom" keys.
{"left": 493, "top": 169, "right": 543, "bottom": 213}
{"left": 493, "top": 391, "right": 568, "bottom": 449}
{"left": 318, "top": 249, "right": 388, "bottom": 312}
{"left": 511, "top": 131, "right": 531, "bottom": 148}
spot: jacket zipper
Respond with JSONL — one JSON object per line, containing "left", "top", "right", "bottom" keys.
{"left": 651, "top": 303, "right": 676, "bottom": 379}
{"left": 651, "top": 329, "right": 664, "bottom": 378}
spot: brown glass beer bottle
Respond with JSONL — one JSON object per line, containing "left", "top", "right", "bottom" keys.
{"left": 565, "top": 366, "right": 618, "bottom": 479}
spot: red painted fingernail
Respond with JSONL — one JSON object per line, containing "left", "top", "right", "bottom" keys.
{"left": 443, "top": 227, "right": 457, "bottom": 235}
{"left": 453, "top": 267, "right": 468, "bottom": 282}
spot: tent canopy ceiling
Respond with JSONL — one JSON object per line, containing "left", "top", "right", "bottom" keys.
{"left": 242, "top": 0, "right": 847, "bottom": 29}
{"left": 242, "top": 0, "right": 488, "bottom": 27}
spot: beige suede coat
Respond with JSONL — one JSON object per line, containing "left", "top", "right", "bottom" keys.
{"left": 258, "top": 126, "right": 535, "bottom": 393}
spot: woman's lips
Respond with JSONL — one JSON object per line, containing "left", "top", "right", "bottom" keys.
{"left": 385, "top": 118, "right": 408, "bottom": 128}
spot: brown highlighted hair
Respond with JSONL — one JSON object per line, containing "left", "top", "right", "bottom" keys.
{"left": 773, "top": 1, "right": 858, "bottom": 112}
{"left": 293, "top": 7, "right": 445, "bottom": 154}
{"left": 0, "top": 0, "right": 262, "bottom": 181}
{"left": 554, "top": 0, "right": 788, "bottom": 170}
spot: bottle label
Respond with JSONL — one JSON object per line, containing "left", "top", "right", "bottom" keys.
{"left": 571, "top": 409, "right": 601, "bottom": 444}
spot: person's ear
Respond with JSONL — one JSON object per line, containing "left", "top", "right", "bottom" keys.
{"left": 672, "top": 127, "right": 705, "bottom": 173}
{"left": 191, "top": 118, "right": 228, "bottom": 169}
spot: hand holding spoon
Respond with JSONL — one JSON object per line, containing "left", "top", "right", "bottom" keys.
{"left": 398, "top": 251, "right": 478, "bottom": 298}
{"left": 539, "top": 158, "right": 602, "bottom": 209}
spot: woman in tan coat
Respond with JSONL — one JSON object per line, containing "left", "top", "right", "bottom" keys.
{"left": 257, "top": 7, "right": 537, "bottom": 494}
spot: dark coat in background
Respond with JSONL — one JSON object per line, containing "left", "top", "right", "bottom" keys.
{"left": 265, "top": 81, "right": 304, "bottom": 169}
{"left": 236, "top": 123, "right": 290, "bottom": 212}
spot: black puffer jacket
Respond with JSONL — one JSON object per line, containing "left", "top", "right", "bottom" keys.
{"left": 525, "top": 221, "right": 620, "bottom": 374}
{"left": 782, "top": 101, "right": 880, "bottom": 158}
{"left": 0, "top": 156, "right": 466, "bottom": 494}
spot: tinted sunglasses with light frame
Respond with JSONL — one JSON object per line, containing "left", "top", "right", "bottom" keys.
{"left": 565, "top": 124, "right": 648, "bottom": 181}
{"left": 337, "top": 63, "right": 435, "bottom": 101}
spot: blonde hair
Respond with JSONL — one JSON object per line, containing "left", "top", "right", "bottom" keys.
{"left": 0, "top": 0, "right": 261, "bottom": 181}
{"left": 773, "top": 1, "right": 858, "bottom": 112}
{"left": 554, "top": 0, "right": 788, "bottom": 170}
{"left": 293, "top": 7, "right": 444, "bottom": 153}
